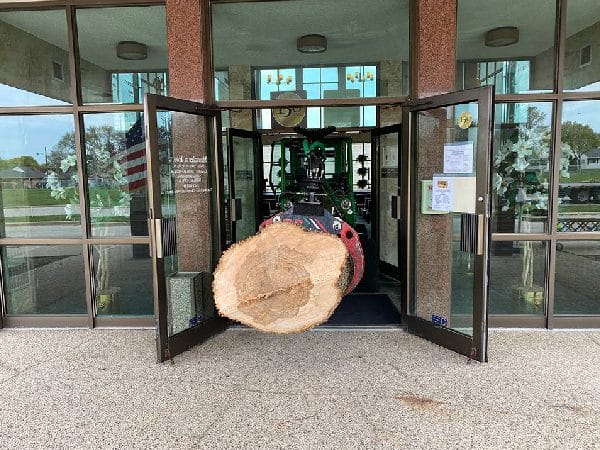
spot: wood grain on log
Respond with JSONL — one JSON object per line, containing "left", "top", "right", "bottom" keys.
{"left": 213, "top": 222, "right": 350, "bottom": 333}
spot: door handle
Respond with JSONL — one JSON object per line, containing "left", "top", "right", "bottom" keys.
{"left": 152, "top": 218, "right": 163, "bottom": 258}
{"left": 391, "top": 195, "right": 400, "bottom": 219}
{"left": 477, "top": 213, "right": 485, "bottom": 256}
{"left": 231, "top": 198, "right": 243, "bottom": 221}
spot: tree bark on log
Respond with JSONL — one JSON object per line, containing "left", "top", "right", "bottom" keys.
{"left": 213, "top": 222, "right": 351, "bottom": 333}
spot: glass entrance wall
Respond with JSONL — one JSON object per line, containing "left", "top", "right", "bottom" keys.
{"left": 0, "top": 2, "right": 167, "bottom": 326}
{"left": 458, "top": 0, "right": 600, "bottom": 325}
{"left": 211, "top": 0, "right": 409, "bottom": 131}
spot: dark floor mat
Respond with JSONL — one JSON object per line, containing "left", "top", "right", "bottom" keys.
{"left": 323, "top": 293, "right": 401, "bottom": 326}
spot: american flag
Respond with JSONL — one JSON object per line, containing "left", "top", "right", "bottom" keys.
{"left": 121, "top": 118, "right": 146, "bottom": 192}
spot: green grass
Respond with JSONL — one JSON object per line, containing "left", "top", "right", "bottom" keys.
{"left": 1, "top": 188, "right": 125, "bottom": 207}
{"left": 559, "top": 204, "right": 600, "bottom": 212}
{"left": 562, "top": 169, "right": 600, "bottom": 183}
{"left": 3, "top": 215, "right": 81, "bottom": 223}
{"left": 1, "top": 189, "right": 64, "bottom": 207}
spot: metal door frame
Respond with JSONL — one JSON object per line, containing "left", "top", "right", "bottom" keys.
{"left": 227, "top": 128, "right": 263, "bottom": 243}
{"left": 371, "top": 123, "right": 402, "bottom": 278}
{"left": 144, "top": 93, "right": 228, "bottom": 362}
{"left": 400, "top": 86, "right": 494, "bottom": 362}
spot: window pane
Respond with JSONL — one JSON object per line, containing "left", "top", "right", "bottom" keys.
{"left": 2, "top": 245, "right": 86, "bottom": 314}
{"left": 564, "top": 2, "right": 600, "bottom": 92}
{"left": 212, "top": 0, "right": 409, "bottom": 100}
{"left": 457, "top": 0, "right": 556, "bottom": 94}
{"left": 489, "top": 241, "right": 547, "bottom": 314}
{"left": 492, "top": 103, "right": 553, "bottom": 233}
{"left": 555, "top": 240, "right": 600, "bottom": 314}
{"left": 76, "top": 6, "right": 168, "bottom": 104}
{"left": 0, "top": 115, "right": 81, "bottom": 238}
{"left": 558, "top": 101, "right": 600, "bottom": 231}
{"left": 83, "top": 113, "right": 149, "bottom": 238}
{"left": 92, "top": 244, "right": 153, "bottom": 315}
{"left": 0, "top": 10, "right": 71, "bottom": 106}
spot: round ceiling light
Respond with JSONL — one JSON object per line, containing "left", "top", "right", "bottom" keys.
{"left": 297, "top": 34, "right": 327, "bottom": 53}
{"left": 116, "top": 41, "right": 148, "bottom": 60}
{"left": 485, "top": 27, "right": 519, "bottom": 47}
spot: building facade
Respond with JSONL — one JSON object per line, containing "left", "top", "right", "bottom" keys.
{"left": 0, "top": 0, "right": 599, "bottom": 339}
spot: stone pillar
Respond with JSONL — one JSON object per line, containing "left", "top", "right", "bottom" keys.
{"left": 166, "top": 0, "right": 213, "bottom": 103}
{"left": 228, "top": 65, "right": 253, "bottom": 130}
{"left": 165, "top": 0, "right": 213, "bottom": 273}
{"left": 411, "top": 0, "right": 456, "bottom": 322}
{"left": 413, "top": 0, "right": 456, "bottom": 98}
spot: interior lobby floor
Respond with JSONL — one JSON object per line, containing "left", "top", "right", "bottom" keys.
{"left": 0, "top": 328, "right": 598, "bottom": 449}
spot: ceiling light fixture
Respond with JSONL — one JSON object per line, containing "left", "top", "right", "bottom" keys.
{"left": 485, "top": 27, "right": 519, "bottom": 47}
{"left": 116, "top": 41, "right": 148, "bottom": 60}
{"left": 297, "top": 34, "right": 327, "bottom": 53}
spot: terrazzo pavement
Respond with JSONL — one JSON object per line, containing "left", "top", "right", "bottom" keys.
{"left": 0, "top": 328, "right": 599, "bottom": 449}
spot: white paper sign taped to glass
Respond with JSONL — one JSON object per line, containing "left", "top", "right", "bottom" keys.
{"left": 431, "top": 177, "right": 454, "bottom": 212}
{"left": 443, "top": 141, "right": 474, "bottom": 174}
{"left": 432, "top": 175, "right": 477, "bottom": 214}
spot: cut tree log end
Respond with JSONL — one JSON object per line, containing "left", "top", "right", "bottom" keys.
{"left": 213, "top": 221, "right": 351, "bottom": 333}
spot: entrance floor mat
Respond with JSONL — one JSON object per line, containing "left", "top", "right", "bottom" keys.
{"left": 324, "top": 293, "right": 401, "bottom": 326}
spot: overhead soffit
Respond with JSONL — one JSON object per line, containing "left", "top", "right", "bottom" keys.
{"left": 457, "top": 0, "right": 600, "bottom": 60}
{"left": 211, "top": 0, "right": 410, "bottom": 68}
{"left": 0, "top": 6, "right": 167, "bottom": 71}
{"left": 0, "top": 1, "right": 598, "bottom": 70}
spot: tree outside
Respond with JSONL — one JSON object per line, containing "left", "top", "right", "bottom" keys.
{"left": 561, "top": 121, "right": 600, "bottom": 168}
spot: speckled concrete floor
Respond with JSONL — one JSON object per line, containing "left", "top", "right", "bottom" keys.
{"left": 0, "top": 329, "right": 599, "bottom": 449}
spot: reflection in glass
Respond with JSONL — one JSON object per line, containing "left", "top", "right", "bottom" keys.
{"left": 76, "top": 6, "right": 168, "bottom": 104}
{"left": 412, "top": 103, "right": 480, "bottom": 337}
{"left": 230, "top": 134, "right": 258, "bottom": 242}
{"left": 564, "top": 3, "right": 600, "bottom": 92}
{"left": 555, "top": 241, "right": 600, "bottom": 314}
{"left": 492, "top": 103, "right": 553, "bottom": 233}
{"left": 0, "top": 10, "right": 71, "bottom": 106}
{"left": 457, "top": 0, "right": 555, "bottom": 94}
{"left": 558, "top": 101, "right": 600, "bottom": 231}
{"left": 212, "top": 0, "right": 409, "bottom": 101}
{"left": 83, "top": 113, "right": 156, "bottom": 237}
{"left": 256, "top": 66, "right": 378, "bottom": 129}
{"left": 92, "top": 244, "right": 153, "bottom": 315}
{"left": 2, "top": 245, "right": 86, "bottom": 314}
{"left": 489, "top": 241, "right": 546, "bottom": 314}
{"left": 157, "top": 111, "right": 219, "bottom": 336}
{"left": 0, "top": 115, "right": 81, "bottom": 238}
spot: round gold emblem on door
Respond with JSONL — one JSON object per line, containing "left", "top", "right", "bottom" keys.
{"left": 458, "top": 111, "right": 473, "bottom": 129}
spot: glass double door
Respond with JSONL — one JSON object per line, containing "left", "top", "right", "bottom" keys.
{"left": 144, "top": 94, "right": 227, "bottom": 362}
{"left": 226, "top": 128, "right": 262, "bottom": 243}
{"left": 144, "top": 87, "right": 493, "bottom": 363}
{"left": 401, "top": 86, "right": 494, "bottom": 362}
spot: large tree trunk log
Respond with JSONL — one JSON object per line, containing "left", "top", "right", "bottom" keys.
{"left": 213, "top": 222, "right": 351, "bottom": 333}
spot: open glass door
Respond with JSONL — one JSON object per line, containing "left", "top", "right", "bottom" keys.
{"left": 401, "top": 86, "right": 494, "bottom": 362}
{"left": 144, "top": 94, "right": 227, "bottom": 362}
{"left": 227, "top": 128, "right": 263, "bottom": 243}
{"left": 371, "top": 124, "right": 402, "bottom": 279}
